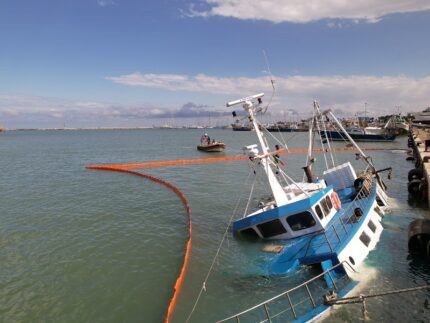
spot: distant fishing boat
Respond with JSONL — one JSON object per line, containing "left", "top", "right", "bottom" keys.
{"left": 231, "top": 123, "right": 252, "bottom": 131}
{"left": 197, "top": 132, "right": 226, "bottom": 152}
{"left": 321, "top": 127, "right": 397, "bottom": 142}
{"left": 266, "top": 121, "right": 299, "bottom": 132}
{"left": 413, "top": 107, "right": 430, "bottom": 126}
{"left": 216, "top": 94, "right": 391, "bottom": 323}
{"left": 377, "top": 114, "right": 409, "bottom": 135}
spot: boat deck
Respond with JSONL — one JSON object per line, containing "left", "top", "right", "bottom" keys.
{"left": 271, "top": 183, "right": 376, "bottom": 273}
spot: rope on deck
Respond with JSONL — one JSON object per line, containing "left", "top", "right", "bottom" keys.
{"left": 85, "top": 165, "right": 192, "bottom": 323}
{"left": 324, "top": 285, "right": 430, "bottom": 321}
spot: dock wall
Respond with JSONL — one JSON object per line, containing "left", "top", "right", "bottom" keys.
{"left": 408, "top": 128, "right": 430, "bottom": 203}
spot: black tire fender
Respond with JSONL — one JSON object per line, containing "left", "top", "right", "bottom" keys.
{"left": 408, "top": 168, "right": 423, "bottom": 182}
{"left": 408, "top": 179, "right": 423, "bottom": 195}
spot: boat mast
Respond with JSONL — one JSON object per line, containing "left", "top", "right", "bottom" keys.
{"left": 303, "top": 108, "right": 315, "bottom": 183}
{"left": 227, "top": 93, "right": 289, "bottom": 207}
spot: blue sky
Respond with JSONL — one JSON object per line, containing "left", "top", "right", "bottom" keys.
{"left": 1, "top": 0, "right": 430, "bottom": 128}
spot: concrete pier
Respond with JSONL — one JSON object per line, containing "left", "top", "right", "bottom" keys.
{"left": 408, "top": 127, "right": 430, "bottom": 202}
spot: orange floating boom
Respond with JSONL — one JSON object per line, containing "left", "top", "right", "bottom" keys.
{"left": 86, "top": 166, "right": 192, "bottom": 323}
{"left": 86, "top": 147, "right": 399, "bottom": 170}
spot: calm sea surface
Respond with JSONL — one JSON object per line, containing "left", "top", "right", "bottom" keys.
{"left": 0, "top": 129, "right": 429, "bottom": 322}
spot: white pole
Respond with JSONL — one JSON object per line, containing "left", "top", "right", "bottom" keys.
{"left": 245, "top": 101, "right": 289, "bottom": 206}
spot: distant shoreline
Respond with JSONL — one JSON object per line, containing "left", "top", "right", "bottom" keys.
{"left": 5, "top": 126, "right": 231, "bottom": 131}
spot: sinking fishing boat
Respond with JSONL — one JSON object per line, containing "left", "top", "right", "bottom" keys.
{"left": 217, "top": 94, "right": 391, "bottom": 322}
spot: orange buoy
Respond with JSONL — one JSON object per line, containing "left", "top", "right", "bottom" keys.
{"left": 331, "top": 191, "right": 342, "bottom": 211}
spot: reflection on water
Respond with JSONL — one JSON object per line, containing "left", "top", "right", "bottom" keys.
{"left": 408, "top": 257, "right": 430, "bottom": 284}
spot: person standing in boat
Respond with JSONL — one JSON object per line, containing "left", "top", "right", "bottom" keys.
{"left": 201, "top": 133, "right": 210, "bottom": 145}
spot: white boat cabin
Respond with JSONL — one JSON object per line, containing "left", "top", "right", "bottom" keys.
{"left": 234, "top": 184, "right": 341, "bottom": 240}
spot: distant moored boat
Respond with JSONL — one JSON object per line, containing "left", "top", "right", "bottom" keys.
{"left": 321, "top": 128, "right": 397, "bottom": 142}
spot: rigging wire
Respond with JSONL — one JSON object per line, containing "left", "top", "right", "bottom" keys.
{"left": 277, "top": 167, "right": 310, "bottom": 196}
{"left": 243, "top": 174, "right": 257, "bottom": 217}
{"left": 315, "top": 102, "right": 336, "bottom": 168}
{"left": 261, "top": 50, "right": 291, "bottom": 149}
{"left": 261, "top": 51, "right": 292, "bottom": 150}
{"left": 313, "top": 104, "right": 330, "bottom": 170}
{"left": 316, "top": 108, "right": 351, "bottom": 189}
{"left": 185, "top": 169, "right": 254, "bottom": 323}
{"left": 247, "top": 123, "right": 307, "bottom": 195}
{"left": 262, "top": 50, "right": 276, "bottom": 114}
{"left": 302, "top": 114, "right": 314, "bottom": 183}
{"left": 259, "top": 121, "right": 289, "bottom": 151}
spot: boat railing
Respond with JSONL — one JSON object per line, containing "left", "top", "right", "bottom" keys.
{"left": 216, "top": 260, "right": 356, "bottom": 323}
{"left": 304, "top": 175, "right": 375, "bottom": 257}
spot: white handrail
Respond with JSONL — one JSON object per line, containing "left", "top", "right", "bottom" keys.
{"left": 217, "top": 260, "right": 356, "bottom": 322}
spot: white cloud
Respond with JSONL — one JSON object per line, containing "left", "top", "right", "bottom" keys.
{"left": 106, "top": 72, "right": 265, "bottom": 94}
{"left": 106, "top": 73, "right": 190, "bottom": 90}
{"left": 188, "top": 0, "right": 430, "bottom": 23}
{"left": 106, "top": 72, "right": 430, "bottom": 114}
{"left": 1, "top": 71, "right": 429, "bottom": 128}
{"left": 97, "top": 0, "right": 116, "bottom": 8}
{"left": 0, "top": 95, "right": 110, "bottom": 112}
{"left": 75, "top": 101, "right": 107, "bottom": 109}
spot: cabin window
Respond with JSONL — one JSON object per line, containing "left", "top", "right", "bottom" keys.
{"left": 354, "top": 208, "right": 363, "bottom": 219}
{"left": 321, "top": 199, "right": 330, "bottom": 215}
{"left": 315, "top": 205, "right": 324, "bottom": 220}
{"left": 325, "top": 195, "right": 333, "bottom": 210}
{"left": 240, "top": 228, "right": 260, "bottom": 239}
{"left": 368, "top": 220, "right": 377, "bottom": 233}
{"left": 286, "top": 211, "right": 316, "bottom": 231}
{"left": 359, "top": 231, "right": 371, "bottom": 247}
{"left": 257, "top": 219, "right": 287, "bottom": 238}
{"left": 374, "top": 206, "right": 384, "bottom": 217}
{"left": 376, "top": 196, "right": 385, "bottom": 207}
{"left": 349, "top": 207, "right": 363, "bottom": 223}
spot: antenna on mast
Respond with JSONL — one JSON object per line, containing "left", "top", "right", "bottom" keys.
{"left": 262, "top": 50, "right": 275, "bottom": 114}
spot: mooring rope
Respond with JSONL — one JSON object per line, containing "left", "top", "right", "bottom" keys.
{"left": 185, "top": 169, "right": 255, "bottom": 323}
{"left": 326, "top": 285, "right": 430, "bottom": 305}
{"left": 85, "top": 166, "right": 192, "bottom": 323}
{"left": 325, "top": 285, "right": 430, "bottom": 321}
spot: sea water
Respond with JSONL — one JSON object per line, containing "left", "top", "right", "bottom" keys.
{"left": 0, "top": 129, "right": 428, "bottom": 322}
